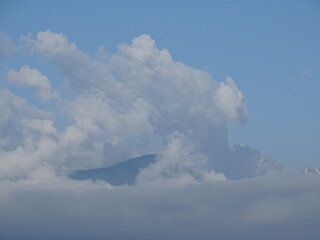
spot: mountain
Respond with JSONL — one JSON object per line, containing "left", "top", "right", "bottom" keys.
{"left": 69, "top": 154, "right": 156, "bottom": 185}
{"left": 303, "top": 167, "right": 320, "bottom": 175}
{"left": 70, "top": 153, "right": 284, "bottom": 185}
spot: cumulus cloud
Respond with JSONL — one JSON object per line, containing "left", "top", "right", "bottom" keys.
{"left": 18, "top": 31, "right": 256, "bottom": 177}
{"left": 21, "top": 31, "right": 112, "bottom": 90}
{"left": 136, "top": 132, "right": 226, "bottom": 185}
{"left": 0, "top": 89, "right": 56, "bottom": 180}
{"left": 0, "top": 30, "right": 319, "bottom": 240}
{"left": 7, "top": 65, "right": 59, "bottom": 101}
{"left": 216, "top": 77, "right": 248, "bottom": 122}
{"left": 0, "top": 30, "right": 283, "bottom": 181}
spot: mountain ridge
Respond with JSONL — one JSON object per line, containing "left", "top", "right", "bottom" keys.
{"left": 69, "top": 154, "right": 156, "bottom": 185}
{"left": 69, "top": 153, "right": 287, "bottom": 185}
{"left": 303, "top": 167, "right": 320, "bottom": 175}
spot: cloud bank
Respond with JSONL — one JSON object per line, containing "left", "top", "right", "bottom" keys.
{"left": 0, "top": 30, "right": 319, "bottom": 240}
{"left": 1, "top": 172, "right": 319, "bottom": 240}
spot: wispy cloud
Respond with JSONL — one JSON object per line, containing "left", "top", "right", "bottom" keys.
{"left": 0, "top": 30, "right": 15, "bottom": 60}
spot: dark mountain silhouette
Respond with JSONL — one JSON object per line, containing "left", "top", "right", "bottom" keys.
{"left": 69, "top": 154, "right": 156, "bottom": 185}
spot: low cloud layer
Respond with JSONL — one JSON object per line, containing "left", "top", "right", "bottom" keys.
{"left": 1, "top": 172, "right": 320, "bottom": 240}
{"left": 0, "top": 30, "right": 319, "bottom": 239}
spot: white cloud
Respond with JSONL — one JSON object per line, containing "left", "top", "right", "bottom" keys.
{"left": 0, "top": 90, "right": 96, "bottom": 180}
{"left": 0, "top": 89, "right": 57, "bottom": 180}
{"left": 7, "top": 65, "right": 59, "bottom": 101}
{"left": 21, "top": 31, "right": 114, "bottom": 91}
{"left": 1, "top": 30, "right": 279, "bottom": 180}
{"left": 215, "top": 77, "right": 248, "bottom": 122}
{"left": 1, "top": 30, "right": 318, "bottom": 239}
{"left": 137, "top": 132, "right": 226, "bottom": 185}
{"left": 0, "top": 89, "right": 53, "bottom": 150}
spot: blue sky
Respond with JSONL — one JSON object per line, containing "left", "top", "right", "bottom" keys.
{"left": 1, "top": 0, "right": 319, "bottom": 170}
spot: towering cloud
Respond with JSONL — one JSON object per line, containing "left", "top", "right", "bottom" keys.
{"left": 15, "top": 30, "right": 255, "bottom": 180}
{"left": 0, "top": 30, "right": 319, "bottom": 240}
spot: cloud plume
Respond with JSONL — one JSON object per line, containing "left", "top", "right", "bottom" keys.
{"left": 0, "top": 30, "right": 319, "bottom": 240}
{"left": 16, "top": 30, "right": 253, "bottom": 180}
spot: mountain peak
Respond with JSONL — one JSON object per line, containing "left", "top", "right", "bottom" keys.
{"left": 304, "top": 167, "right": 320, "bottom": 175}
{"left": 69, "top": 154, "right": 156, "bottom": 185}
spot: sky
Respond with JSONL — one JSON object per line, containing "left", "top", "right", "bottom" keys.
{"left": 0, "top": 1, "right": 320, "bottom": 240}
{"left": 1, "top": 0, "right": 319, "bottom": 170}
